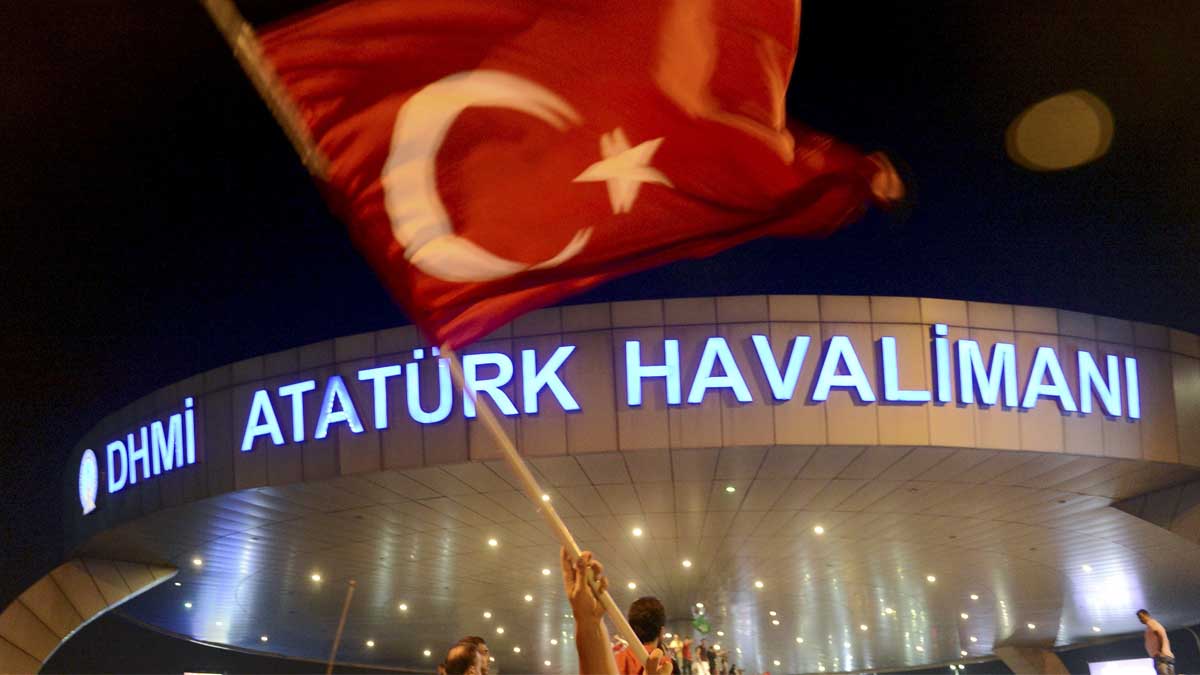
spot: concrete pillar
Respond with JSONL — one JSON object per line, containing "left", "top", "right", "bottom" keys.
{"left": 994, "top": 645, "right": 1070, "bottom": 675}
{"left": 0, "top": 558, "right": 175, "bottom": 673}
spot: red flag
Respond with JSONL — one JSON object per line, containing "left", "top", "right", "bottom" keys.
{"left": 259, "top": 0, "right": 899, "bottom": 348}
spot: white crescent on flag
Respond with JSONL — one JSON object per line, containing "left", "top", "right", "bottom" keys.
{"left": 381, "top": 70, "right": 594, "bottom": 283}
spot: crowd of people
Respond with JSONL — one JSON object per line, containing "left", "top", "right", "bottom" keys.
{"left": 437, "top": 548, "right": 746, "bottom": 675}
{"left": 436, "top": 550, "right": 1178, "bottom": 675}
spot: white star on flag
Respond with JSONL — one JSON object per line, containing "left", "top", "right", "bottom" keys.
{"left": 574, "top": 128, "right": 672, "bottom": 214}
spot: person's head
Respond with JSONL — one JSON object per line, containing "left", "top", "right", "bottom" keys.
{"left": 628, "top": 596, "right": 667, "bottom": 646}
{"left": 443, "top": 641, "right": 484, "bottom": 675}
{"left": 700, "top": 638, "right": 707, "bottom": 646}
{"left": 1137, "top": 609, "right": 1151, "bottom": 625}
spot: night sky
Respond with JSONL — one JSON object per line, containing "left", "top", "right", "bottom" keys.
{"left": 2, "top": 0, "right": 1198, "bottom": 663}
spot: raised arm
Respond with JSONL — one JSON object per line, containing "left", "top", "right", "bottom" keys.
{"left": 562, "top": 548, "right": 619, "bottom": 675}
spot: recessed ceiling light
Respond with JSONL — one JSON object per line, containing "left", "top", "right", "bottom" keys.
{"left": 771, "top": 620, "right": 780, "bottom": 626}
{"left": 525, "top": 594, "right": 534, "bottom": 602}
{"left": 260, "top": 635, "right": 269, "bottom": 642}
{"left": 542, "top": 568, "right": 551, "bottom": 576}
{"left": 424, "top": 649, "right": 432, "bottom": 657}
{"left": 725, "top": 486, "right": 736, "bottom": 493}
{"left": 769, "top": 611, "right": 777, "bottom": 617}
{"left": 366, "top": 640, "right": 375, "bottom": 648}
{"left": 1081, "top": 564, "right": 1093, "bottom": 572}
{"left": 497, "top": 627, "right": 505, "bottom": 634}
{"left": 916, "top": 646, "right": 925, "bottom": 652}
{"left": 483, "top": 611, "right": 492, "bottom": 619}
{"left": 773, "top": 660, "right": 781, "bottom": 667}
{"left": 173, "top": 581, "right": 182, "bottom": 587}
{"left": 488, "top": 538, "right": 498, "bottom": 547}
{"left": 541, "top": 494, "right": 550, "bottom": 502}
{"left": 884, "top": 607, "right": 895, "bottom": 615}
{"left": 184, "top": 602, "right": 192, "bottom": 609}
{"left": 490, "top": 657, "right": 496, "bottom": 662}
{"left": 961, "top": 651, "right": 968, "bottom": 657}
{"left": 627, "top": 582, "right": 637, "bottom": 590}
{"left": 844, "top": 641, "right": 851, "bottom": 648}
{"left": 311, "top": 573, "right": 322, "bottom": 582}
{"left": 399, "top": 603, "right": 408, "bottom": 612}
{"left": 665, "top": 633, "right": 672, "bottom": 639}
{"left": 717, "top": 631, "right": 724, "bottom": 637}
{"left": 1092, "top": 626, "right": 1102, "bottom": 633}
{"left": 544, "top": 661, "right": 552, "bottom": 667}
{"left": 192, "top": 558, "right": 203, "bottom": 567}
{"left": 813, "top": 525, "right": 825, "bottom": 535}
{"left": 860, "top": 624, "right": 869, "bottom": 632}
{"left": 632, "top": 527, "right": 643, "bottom": 537}
{"left": 754, "top": 580, "right": 764, "bottom": 589}
{"left": 514, "top": 647, "right": 522, "bottom": 653}
{"left": 696, "top": 602, "right": 705, "bottom": 608}
{"left": 682, "top": 559, "right": 692, "bottom": 568}
{"left": 969, "top": 636, "right": 978, "bottom": 643}
{"left": 551, "top": 638, "right": 558, "bottom": 645}
{"left": 1027, "top": 623, "right": 1036, "bottom": 630}
{"left": 796, "top": 637, "right": 804, "bottom": 644}
{"left": 969, "top": 594, "right": 979, "bottom": 600}
{"left": 961, "top": 613, "right": 969, "bottom": 620}
{"left": 215, "top": 620, "right": 223, "bottom": 626}
{"left": 926, "top": 575, "right": 937, "bottom": 583}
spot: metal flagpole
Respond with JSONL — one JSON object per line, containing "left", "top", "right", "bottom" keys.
{"left": 441, "top": 346, "right": 653, "bottom": 668}
{"left": 326, "top": 579, "right": 357, "bottom": 674}
{"left": 198, "top": 0, "right": 329, "bottom": 179}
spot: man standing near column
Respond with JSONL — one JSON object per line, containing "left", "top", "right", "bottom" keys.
{"left": 1137, "top": 609, "right": 1175, "bottom": 675}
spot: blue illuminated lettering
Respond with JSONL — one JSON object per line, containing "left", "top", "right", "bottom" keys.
{"left": 687, "top": 337, "right": 752, "bottom": 403}
{"left": 625, "top": 340, "right": 681, "bottom": 406}
{"left": 812, "top": 336, "right": 876, "bottom": 402}
{"left": 522, "top": 346, "right": 580, "bottom": 414}
{"left": 184, "top": 397, "right": 195, "bottom": 465}
{"left": 314, "top": 375, "right": 364, "bottom": 439}
{"left": 106, "top": 440, "right": 128, "bottom": 493}
{"left": 956, "top": 340, "right": 1017, "bottom": 407}
{"left": 406, "top": 348, "right": 453, "bottom": 424}
{"left": 1021, "top": 346, "right": 1077, "bottom": 412}
{"left": 150, "top": 414, "right": 183, "bottom": 475}
{"left": 278, "top": 380, "right": 316, "bottom": 441}
{"left": 242, "top": 389, "right": 284, "bottom": 451}
{"left": 127, "top": 427, "right": 150, "bottom": 485}
{"left": 932, "top": 323, "right": 952, "bottom": 403}
{"left": 1078, "top": 352, "right": 1121, "bottom": 416}
{"left": 463, "top": 353, "right": 518, "bottom": 418}
{"left": 881, "top": 336, "right": 931, "bottom": 403}
{"left": 357, "top": 366, "right": 401, "bottom": 430}
{"left": 1125, "top": 357, "right": 1141, "bottom": 419}
{"left": 752, "top": 335, "right": 809, "bottom": 401}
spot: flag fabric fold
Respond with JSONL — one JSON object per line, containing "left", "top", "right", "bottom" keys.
{"left": 258, "top": 0, "right": 893, "bottom": 348}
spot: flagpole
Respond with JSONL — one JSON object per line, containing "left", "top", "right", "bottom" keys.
{"left": 441, "top": 346, "right": 652, "bottom": 669}
{"left": 326, "top": 579, "right": 357, "bottom": 675}
{"left": 198, "top": 0, "right": 329, "bottom": 179}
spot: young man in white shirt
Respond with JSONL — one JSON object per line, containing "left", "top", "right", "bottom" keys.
{"left": 1137, "top": 609, "right": 1175, "bottom": 675}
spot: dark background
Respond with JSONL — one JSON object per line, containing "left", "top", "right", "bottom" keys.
{"left": 2, "top": 0, "right": 1198, "bottom": 671}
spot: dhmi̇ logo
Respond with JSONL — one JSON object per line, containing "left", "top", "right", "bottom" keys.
{"left": 78, "top": 449, "right": 98, "bottom": 515}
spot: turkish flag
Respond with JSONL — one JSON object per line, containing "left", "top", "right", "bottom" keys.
{"left": 259, "top": 0, "right": 895, "bottom": 348}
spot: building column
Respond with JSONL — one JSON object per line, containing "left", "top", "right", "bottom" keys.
{"left": 0, "top": 558, "right": 176, "bottom": 673}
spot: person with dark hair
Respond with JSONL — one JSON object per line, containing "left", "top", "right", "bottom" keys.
{"left": 1137, "top": 609, "right": 1175, "bottom": 675}
{"left": 562, "top": 547, "right": 672, "bottom": 675}
{"left": 442, "top": 640, "right": 485, "bottom": 675}
{"left": 440, "top": 636, "right": 490, "bottom": 675}
{"left": 616, "top": 597, "right": 673, "bottom": 674}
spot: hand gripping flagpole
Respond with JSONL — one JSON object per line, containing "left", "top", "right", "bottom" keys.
{"left": 441, "top": 346, "right": 652, "bottom": 669}
{"left": 198, "top": 0, "right": 329, "bottom": 179}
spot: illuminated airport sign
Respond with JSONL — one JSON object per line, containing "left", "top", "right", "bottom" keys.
{"left": 81, "top": 323, "right": 1145, "bottom": 514}
{"left": 240, "top": 323, "right": 1140, "bottom": 451}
